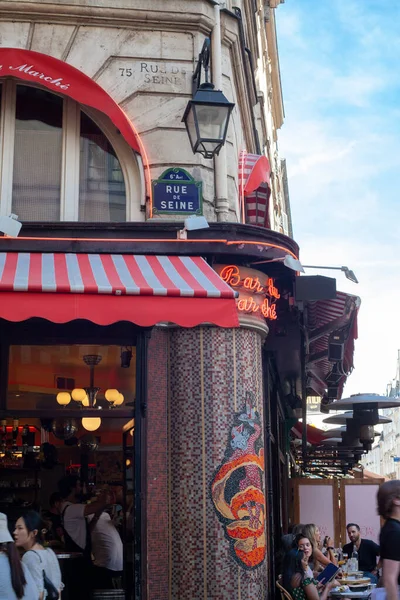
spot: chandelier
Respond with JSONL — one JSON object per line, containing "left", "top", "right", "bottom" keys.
{"left": 56, "top": 354, "right": 124, "bottom": 431}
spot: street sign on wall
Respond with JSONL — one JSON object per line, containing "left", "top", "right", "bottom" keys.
{"left": 152, "top": 168, "right": 202, "bottom": 216}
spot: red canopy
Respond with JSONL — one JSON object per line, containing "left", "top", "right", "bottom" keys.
{"left": 292, "top": 422, "right": 326, "bottom": 445}
{"left": 238, "top": 151, "right": 271, "bottom": 226}
{"left": 0, "top": 47, "right": 141, "bottom": 154}
{"left": 0, "top": 253, "right": 239, "bottom": 328}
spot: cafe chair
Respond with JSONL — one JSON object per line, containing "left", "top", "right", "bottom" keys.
{"left": 276, "top": 580, "right": 295, "bottom": 600}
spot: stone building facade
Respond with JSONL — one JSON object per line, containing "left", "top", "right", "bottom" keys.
{"left": 0, "top": 0, "right": 288, "bottom": 230}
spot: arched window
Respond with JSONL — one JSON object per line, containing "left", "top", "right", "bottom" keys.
{"left": 0, "top": 80, "right": 143, "bottom": 222}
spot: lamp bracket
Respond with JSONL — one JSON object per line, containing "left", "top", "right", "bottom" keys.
{"left": 192, "top": 38, "right": 211, "bottom": 97}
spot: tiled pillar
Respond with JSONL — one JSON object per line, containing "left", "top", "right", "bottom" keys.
{"left": 168, "top": 326, "right": 267, "bottom": 600}
{"left": 147, "top": 327, "right": 170, "bottom": 600}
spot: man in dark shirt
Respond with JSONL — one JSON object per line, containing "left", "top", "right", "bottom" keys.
{"left": 378, "top": 480, "right": 400, "bottom": 600}
{"left": 343, "top": 522, "right": 380, "bottom": 584}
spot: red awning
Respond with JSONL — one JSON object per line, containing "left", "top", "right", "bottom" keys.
{"left": 307, "top": 291, "right": 361, "bottom": 398}
{"left": 238, "top": 151, "right": 271, "bottom": 227}
{"left": 292, "top": 422, "right": 326, "bottom": 445}
{"left": 0, "top": 253, "right": 239, "bottom": 328}
{"left": 238, "top": 151, "right": 271, "bottom": 194}
{"left": 0, "top": 48, "right": 141, "bottom": 154}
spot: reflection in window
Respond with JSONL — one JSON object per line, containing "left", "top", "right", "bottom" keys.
{"left": 79, "top": 112, "right": 126, "bottom": 222}
{"left": 8, "top": 344, "right": 136, "bottom": 411}
{"left": 12, "top": 86, "right": 63, "bottom": 221}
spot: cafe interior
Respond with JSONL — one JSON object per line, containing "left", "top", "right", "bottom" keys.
{"left": 0, "top": 318, "right": 137, "bottom": 599}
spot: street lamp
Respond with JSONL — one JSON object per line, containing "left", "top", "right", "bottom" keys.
{"left": 182, "top": 39, "right": 234, "bottom": 159}
{"left": 302, "top": 264, "right": 359, "bottom": 284}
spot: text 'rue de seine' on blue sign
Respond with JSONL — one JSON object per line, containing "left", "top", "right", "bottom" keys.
{"left": 152, "top": 168, "right": 202, "bottom": 216}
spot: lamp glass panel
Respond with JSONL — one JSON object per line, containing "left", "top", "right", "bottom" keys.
{"left": 195, "top": 104, "right": 229, "bottom": 142}
{"left": 184, "top": 104, "right": 198, "bottom": 148}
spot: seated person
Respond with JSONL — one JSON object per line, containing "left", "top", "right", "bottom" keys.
{"left": 282, "top": 548, "right": 338, "bottom": 600}
{"left": 343, "top": 523, "right": 380, "bottom": 584}
{"left": 299, "top": 525, "right": 337, "bottom": 574}
{"left": 41, "top": 492, "right": 65, "bottom": 547}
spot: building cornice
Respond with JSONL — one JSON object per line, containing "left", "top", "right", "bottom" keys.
{"left": 0, "top": 221, "right": 299, "bottom": 260}
{"left": 0, "top": 1, "right": 215, "bottom": 33}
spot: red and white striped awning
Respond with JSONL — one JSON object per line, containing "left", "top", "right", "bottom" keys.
{"left": 0, "top": 253, "right": 239, "bottom": 328}
{"left": 307, "top": 291, "right": 360, "bottom": 398}
{"left": 238, "top": 150, "right": 271, "bottom": 227}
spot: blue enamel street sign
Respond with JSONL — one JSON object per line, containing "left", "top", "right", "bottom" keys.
{"left": 152, "top": 168, "right": 202, "bottom": 215}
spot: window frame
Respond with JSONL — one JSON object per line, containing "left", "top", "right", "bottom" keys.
{"left": 0, "top": 79, "right": 144, "bottom": 222}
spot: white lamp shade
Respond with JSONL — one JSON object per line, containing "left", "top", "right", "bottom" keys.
{"left": 72, "top": 388, "right": 87, "bottom": 402}
{"left": 105, "top": 389, "right": 120, "bottom": 403}
{"left": 81, "top": 417, "right": 101, "bottom": 432}
{"left": 81, "top": 394, "right": 89, "bottom": 407}
{"left": 114, "top": 393, "right": 124, "bottom": 406}
{"left": 56, "top": 392, "right": 71, "bottom": 406}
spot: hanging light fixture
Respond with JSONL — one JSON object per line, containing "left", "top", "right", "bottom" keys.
{"left": 55, "top": 354, "right": 126, "bottom": 431}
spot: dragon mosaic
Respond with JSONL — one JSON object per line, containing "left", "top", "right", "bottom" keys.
{"left": 211, "top": 393, "right": 266, "bottom": 569}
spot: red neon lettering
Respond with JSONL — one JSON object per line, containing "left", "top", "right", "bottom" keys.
{"left": 220, "top": 265, "right": 241, "bottom": 287}
{"left": 243, "top": 276, "right": 264, "bottom": 293}
{"left": 261, "top": 299, "right": 277, "bottom": 320}
{"left": 237, "top": 297, "right": 259, "bottom": 313}
{"left": 267, "top": 278, "right": 280, "bottom": 299}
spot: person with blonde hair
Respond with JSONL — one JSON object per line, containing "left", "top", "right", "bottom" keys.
{"left": 377, "top": 480, "right": 400, "bottom": 600}
{"left": 301, "top": 524, "right": 337, "bottom": 573}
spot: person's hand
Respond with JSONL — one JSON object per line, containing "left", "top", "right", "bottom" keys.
{"left": 327, "top": 537, "right": 334, "bottom": 548}
{"left": 326, "top": 580, "right": 339, "bottom": 591}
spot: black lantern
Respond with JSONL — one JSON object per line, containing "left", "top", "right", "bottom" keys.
{"left": 182, "top": 39, "right": 234, "bottom": 159}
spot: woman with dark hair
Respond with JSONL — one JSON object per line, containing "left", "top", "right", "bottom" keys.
{"left": 282, "top": 548, "right": 336, "bottom": 600}
{"left": 14, "top": 510, "right": 63, "bottom": 600}
{"left": 0, "top": 512, "right": 36, "bottom": 599}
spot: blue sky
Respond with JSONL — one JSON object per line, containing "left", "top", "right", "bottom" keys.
{"left": 276, "top": 0, "right": 400, "bottom": 396}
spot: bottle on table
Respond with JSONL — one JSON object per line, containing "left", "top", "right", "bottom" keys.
{"left": 351, "top": 545, "right": 359, "bottom": 572}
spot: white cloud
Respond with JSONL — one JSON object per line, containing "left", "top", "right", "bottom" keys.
{"left": 276, "top": 1, "right": 400, "bottom": 397}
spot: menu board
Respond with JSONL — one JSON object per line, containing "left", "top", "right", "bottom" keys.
{"left": 344, "top": 483, "right": 381, "bottom": 544}
{"left": 298, "top": 483, "right": 336, "bottom": 543}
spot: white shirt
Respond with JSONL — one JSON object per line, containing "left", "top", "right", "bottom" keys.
{"left": 22, "top": 548, "right": 63, "bottom": 598}
{"left": 88, "top": 512, "right": 123, "bottom": 571}
{"left": 61, "top": 501, "right": 87, "bottom": 550}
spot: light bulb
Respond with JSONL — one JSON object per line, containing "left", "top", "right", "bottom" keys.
{"left": 114, "top": 393, "right": 124, "bottom": 406}
{"left": 105, "top": 389, "right": 119, "bottom": 403}
{"left": 81, "top": 394, "right": 89, "bottom": 407}
{"left": 72, "top": 388, "right": 87, "bottom": 402}
{"left": 81, "top": 417, "right": 101, "bottom": 432}
{"left": 56, "top": 392, "right": 71, "bottom": 406}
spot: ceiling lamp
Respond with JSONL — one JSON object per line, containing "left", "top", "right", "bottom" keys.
{"left": 55, "top": 354, "right": 125, "bottom": 411}
{"left": 81, "top": 417, "right": 101, "bottom": 432}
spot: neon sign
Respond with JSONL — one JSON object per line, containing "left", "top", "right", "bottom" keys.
{"left": 218, "top": 265, "right": 280, "bottom": 321}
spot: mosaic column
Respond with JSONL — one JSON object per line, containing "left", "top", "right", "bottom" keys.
{"left": 168, "top": 326, "right": 267, "bottom": 600}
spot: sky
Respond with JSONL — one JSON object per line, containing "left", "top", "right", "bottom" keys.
{"left": 276, "top": 0, "right": 400, "bottom": 398}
